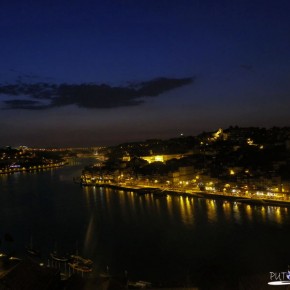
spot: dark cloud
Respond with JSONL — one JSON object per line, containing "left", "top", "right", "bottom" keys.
{"left": 3, "top": 100, "right": 47, "bottom": 110}
{"left": 135, "top": 77, "right": 194, "bottom": 97}
{"left": 0, "top": 77, "right": 193, "bottom": 110}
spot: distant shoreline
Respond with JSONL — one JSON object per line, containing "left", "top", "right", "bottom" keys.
{"left": 80, "top": 182, "right": 290, "bottom": 208}
{"left": 0, "top": 162, "right": 66, "bottom": 175}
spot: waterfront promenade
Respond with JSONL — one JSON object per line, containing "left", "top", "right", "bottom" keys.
{"left": 80, "top": 180, "right": 290, "bottom": 207}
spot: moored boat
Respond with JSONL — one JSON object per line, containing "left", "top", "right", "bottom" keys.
{"left": 68, "top": 255, "right": 93, "bottom": 272}
{"left": 26, "top": 247, "right": 40, "bottom": 257}
{"left": 26, "top": 237, "right": 40, "bottom": 257}
{"left": 50, "top": 251, "right": 69, "bottom": 262}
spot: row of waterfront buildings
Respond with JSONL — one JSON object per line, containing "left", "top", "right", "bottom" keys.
{"left": 82, "top": 127, "right": 290, "bottom": 199}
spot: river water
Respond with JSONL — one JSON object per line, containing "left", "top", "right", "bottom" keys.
{"left": 1, "top": 159, "right": 290, "bottom": 288}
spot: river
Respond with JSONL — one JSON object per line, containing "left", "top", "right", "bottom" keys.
{"left": 1, "top": 158, "right": 290, "bottom": 288}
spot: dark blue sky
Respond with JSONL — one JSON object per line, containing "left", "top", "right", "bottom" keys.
{"left": 1, "top": 0, "right": 290, "bottom": 147}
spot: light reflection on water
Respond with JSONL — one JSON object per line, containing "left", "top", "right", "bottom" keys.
{"left": 166, "top": 195, "right": 173, "bottom": 221}
{"left": 206, "top": 199, "right": 217, "bottom": 223}
{"left": 121, "top": 192, "right": 288, "bottom": 227}
{"left": 246, "top": 204, "right": 253, "bottom": 222}
{"left": 222, "top": 201, "right": 231, "bottom": 222}
{"left": 78, "top": 189, "right": 290, "bottom": 229}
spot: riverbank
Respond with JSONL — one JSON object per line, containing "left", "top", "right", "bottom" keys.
{"left": 0, "top": 161, "right": 67, "bottom": 174}
{"left": 81, "top": 182, "right": 290, "bottom": 207}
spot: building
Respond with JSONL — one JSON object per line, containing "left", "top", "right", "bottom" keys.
{"left": 141, "top": 154, "right": 187, "bottom": 164}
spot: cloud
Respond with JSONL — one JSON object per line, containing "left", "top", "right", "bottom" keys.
{"left": 3, "top": 99, "right": 48, "bottom": 110}
{"left": 0, "top": 77, "right": 193, "bottom": 110}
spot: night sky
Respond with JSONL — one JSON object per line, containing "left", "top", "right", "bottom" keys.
{"left": 1, "top": 0, "right": 290, "bottom": 147}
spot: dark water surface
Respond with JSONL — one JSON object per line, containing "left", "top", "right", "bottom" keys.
{"left": 1, "top": 159, "right": 290, "bottom": 287}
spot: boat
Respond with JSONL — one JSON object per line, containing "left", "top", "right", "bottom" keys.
{"left": 0, "top": 252, "right": 7, "bottom": 258}
{"left": 127, "top": 280, "right": 152, "bottom": 288}
{"left": 68, "top": 255, "right": 93, "bottom": 272}
{"left": 50, "top": 251, "right": 69, "bottom": 262}
{"left": 236, "top": 198, "right": 267, "bottom": 205}
{"left": 26, "top": 246, "right": 40, "bottom": 256}
{"left": 99, "top": 265, "right": 111, "bottom": 278}
{"left": 26, "top": 237, "right": 40, "bottom": 257}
